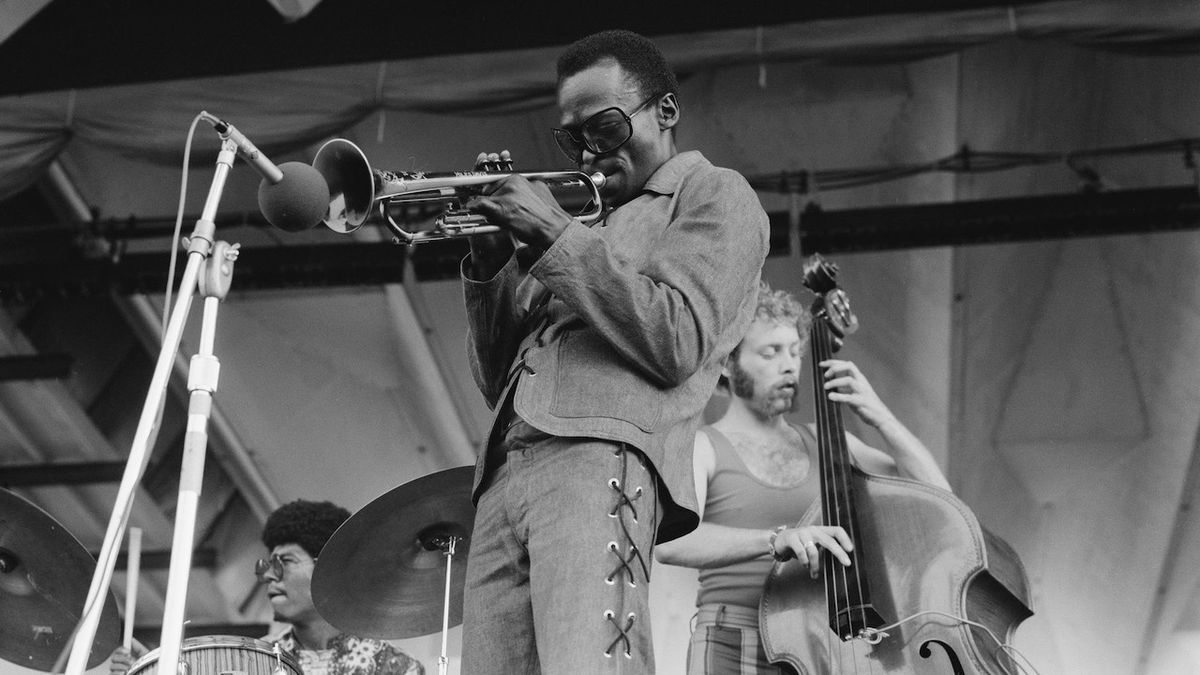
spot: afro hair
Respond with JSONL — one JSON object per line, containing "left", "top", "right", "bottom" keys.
{"left": 261, "top": 499, "right": 351, "bottom": 558}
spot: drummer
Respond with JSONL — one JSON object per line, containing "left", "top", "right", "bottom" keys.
{"left": 111, "top": 500, "right": 425, "bottom": 675}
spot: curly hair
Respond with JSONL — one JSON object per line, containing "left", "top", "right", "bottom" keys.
{"left": 557, "top": 29, "right": 679, "bottom": 99}
{"left": 719, "top": 281, "right": 812, "bottom": 391}
{"left": 261, "top": 500, "right": 351, "bottom": 558}
{"left": 752, "top": 281, "right": 810, "bottom": 336}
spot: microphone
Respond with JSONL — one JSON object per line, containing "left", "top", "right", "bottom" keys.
{"left": 256, "top": 162, "right": 331, "bottom": 233}
{"left": 200, "top": 112, "right": 330, "bottom": 232}
{"left": 206, "top": 114, "right": 284, "bottom": 184}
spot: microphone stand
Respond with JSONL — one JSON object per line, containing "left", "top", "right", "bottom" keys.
{"left": 65, "top": 137, "right": 242, "bottom": 675}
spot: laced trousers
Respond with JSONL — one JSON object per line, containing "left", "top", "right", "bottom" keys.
{"left": 461, "top": 420, "right": 660, "bottom": 675}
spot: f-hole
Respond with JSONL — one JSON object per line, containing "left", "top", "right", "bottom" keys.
{"left": 918, "top": 639, "right": 966, "bottom": 675}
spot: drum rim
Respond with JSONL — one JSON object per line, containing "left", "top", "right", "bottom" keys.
{"left": 129, "top": 634, "right": 301, "bottom": 674}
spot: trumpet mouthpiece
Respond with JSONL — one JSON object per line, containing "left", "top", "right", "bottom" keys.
{"left": 589, "top": 172, "right": 606, "bottom": 188}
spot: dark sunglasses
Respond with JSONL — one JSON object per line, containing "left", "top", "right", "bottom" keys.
{"left": 552, "top": 93, "right": 661, "bottom": 163}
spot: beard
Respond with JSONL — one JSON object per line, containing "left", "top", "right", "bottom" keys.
{"left": 728, "top": 360, "right": 800, "bottom": 418}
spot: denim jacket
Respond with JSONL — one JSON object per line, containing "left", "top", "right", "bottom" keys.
{"left": 461, "top": 151, "right": 769, "bottom": 543}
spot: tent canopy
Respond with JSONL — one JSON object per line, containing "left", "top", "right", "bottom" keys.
{"left": 3, "top": 2, "right": 1200, "bottom": 674}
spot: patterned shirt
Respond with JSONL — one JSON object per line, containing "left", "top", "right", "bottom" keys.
{"left": 268, "top": 628, "right": 424, "bottom": 675}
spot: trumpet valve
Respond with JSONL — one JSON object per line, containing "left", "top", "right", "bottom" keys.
{"left": 440, "top": 212, "right": 488, "bottom": 226}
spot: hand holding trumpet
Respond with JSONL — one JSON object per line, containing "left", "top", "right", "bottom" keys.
{"left": 467, "top": 150, "right": 575, "bottom": 250}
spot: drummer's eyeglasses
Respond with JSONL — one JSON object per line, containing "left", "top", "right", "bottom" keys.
{"left": 254, "top": 554, "right": 315, "bottom": 581}
{"left": 552, "top": 93, "right": 661, "bottom": 164}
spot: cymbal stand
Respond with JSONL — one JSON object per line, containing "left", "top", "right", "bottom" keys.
{"left": 65, "top": 138, "right": 241, "bottom": 675}
{"left": 422, "top": 533, "right": 460, "bottom": 675}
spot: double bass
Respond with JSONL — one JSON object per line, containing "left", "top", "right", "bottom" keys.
{"left": 760, "top": 255, "right": 1034, "bottom": 674}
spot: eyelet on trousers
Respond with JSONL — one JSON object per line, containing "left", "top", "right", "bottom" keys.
{"left": 461, "top": 421, "right": 660, "bottom": 675}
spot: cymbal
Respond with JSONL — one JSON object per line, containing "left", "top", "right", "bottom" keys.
{"left": 312, "top": 466, "right": 475, "bottom": 640}
{"left": 0, "top": 488, "right": 122, "bottom": 671}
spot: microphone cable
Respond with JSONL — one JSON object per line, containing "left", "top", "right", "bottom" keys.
{"left": 162, "top": 112, "right": 206, "bottom": 338}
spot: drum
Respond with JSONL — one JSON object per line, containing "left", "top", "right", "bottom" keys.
{"left": 128, "top": 636, "right": 300, "bottom": 675}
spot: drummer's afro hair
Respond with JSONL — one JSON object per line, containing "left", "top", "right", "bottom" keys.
{"left": 261, "top": 500, "right": 351, "bottom": 558}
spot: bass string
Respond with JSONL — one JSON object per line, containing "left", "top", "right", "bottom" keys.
{"left": 813, "top": 311, "right": 881, "bottom": 675}
{"left": 811, "top": 310, "right": 872, "bottom": 641}
{"left": 824, "top": 313, "right": 873, "bottom": 640}
{"left": 811, "top": 312, "right": 844, "bottom": 631}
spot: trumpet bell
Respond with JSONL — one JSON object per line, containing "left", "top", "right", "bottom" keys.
{"left": 314, "top": 138, "right": 375, "bottom": 233}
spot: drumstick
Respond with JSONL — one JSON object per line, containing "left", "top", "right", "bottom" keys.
{"left": 123, "top": 527, "right": 142, "bottom": 650}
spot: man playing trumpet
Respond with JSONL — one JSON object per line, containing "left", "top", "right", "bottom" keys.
{"left": 458, "top": 29, "right": 770, "bottom": 674}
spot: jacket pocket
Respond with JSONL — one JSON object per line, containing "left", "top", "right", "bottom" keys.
{"left": 549, "top": 331, "right": 663, "bottom": 432}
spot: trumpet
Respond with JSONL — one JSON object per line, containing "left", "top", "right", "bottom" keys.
{"left": 312, "top": 139, "right": 606, "bottom": 244}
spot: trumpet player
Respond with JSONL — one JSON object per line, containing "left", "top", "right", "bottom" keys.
{"left": 457, "top": 29, "right": 770, "bottom": 675}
